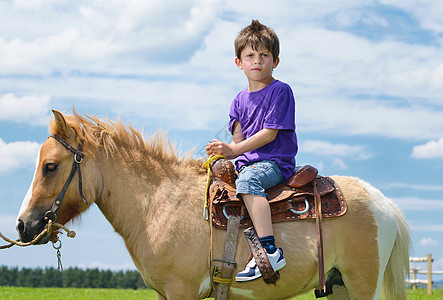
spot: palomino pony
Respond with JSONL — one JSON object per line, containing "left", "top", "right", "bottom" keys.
{"left": 16, "top": 110, "right": 410, "bottom": 299}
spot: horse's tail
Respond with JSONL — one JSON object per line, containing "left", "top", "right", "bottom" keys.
{"left": 380, "top": 201, "right": 411, "bottom": 300}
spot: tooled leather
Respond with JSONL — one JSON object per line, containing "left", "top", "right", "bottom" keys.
{"left": 210, "top": 176, "right": 347, "bottom": 229}
{"left": 244, "top": 227, "right": 280, "bottom": 284}
{"left": 286, "top": 165, "right": 318, "bottom": 188}
{"left": 210, "top": 159, "right": 237, "bottom": 186}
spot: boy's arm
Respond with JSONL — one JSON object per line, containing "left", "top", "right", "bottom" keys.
{"left": 207, "top": 122, "right": 278, "bottom": 158}
{"left": 231, "top": 121, "right": 245, "bottom": 144}
{"left": 230, "top": 127, "right": 278, "bottom": 156}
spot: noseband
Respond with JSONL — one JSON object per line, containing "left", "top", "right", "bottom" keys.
{"left": 44, "top": 135, "right": 88, "bottom": 222}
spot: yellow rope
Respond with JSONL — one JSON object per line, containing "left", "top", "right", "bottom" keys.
{"left": 202, "top": 155, "right": 225, "bottom": 213}
{"left": 212, "top": 276, "right": 233, "bottom": 284}
{"left": 202, "top": 154, "right": 226, "bottom": 171}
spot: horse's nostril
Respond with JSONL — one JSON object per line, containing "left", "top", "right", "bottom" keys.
{"left": 17, "top": 219, "right": 25, "bottom": 234}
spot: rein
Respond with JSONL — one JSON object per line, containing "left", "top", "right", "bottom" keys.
{"left": 45, "top": 134, "right": 88, "bottom": 222}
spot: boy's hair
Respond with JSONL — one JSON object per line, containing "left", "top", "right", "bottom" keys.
{"left": 235, "top": 20, "right": 279, "bottom": 62}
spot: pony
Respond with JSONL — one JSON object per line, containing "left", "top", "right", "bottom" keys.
{"left": 16, "top": 110, "right": 410, "bottom": 299}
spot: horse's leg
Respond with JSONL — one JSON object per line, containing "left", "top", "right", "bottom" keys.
{"left": 337, "top": 252, "right": 379, "bottom": 300}
{"left": 331, "top": 177, "right": 381, "bottom": 300}
{"left": 327, "top": 285, "right": 350, "bottom": 300}
{"left": 322, "top": 230, "right": 377, "bottom": 300}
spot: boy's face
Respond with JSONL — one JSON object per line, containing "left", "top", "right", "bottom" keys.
{"left": 235, "top": 44, "right": 279, "bottom": 85}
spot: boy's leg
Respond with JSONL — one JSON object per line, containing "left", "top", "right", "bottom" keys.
{"left": 235, "top": 161, "right": 287, "bottom": 282}
{"left": 241, "top": 193, "right": 273, "bottom": 237}
{"left": 236, "top": 193, "right": 286, "bottom": 282}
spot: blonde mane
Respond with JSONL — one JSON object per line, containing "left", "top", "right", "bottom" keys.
{"left": 49, "top": 111, "right": 204, "bottom": 172}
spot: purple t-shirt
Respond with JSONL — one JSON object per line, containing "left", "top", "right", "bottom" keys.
{"left": 228, "top": 80, "right": 298, "bottom": 180}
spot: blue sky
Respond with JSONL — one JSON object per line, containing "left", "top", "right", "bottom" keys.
{"left": 1, "top": 0, "right": 443, "bottom": 279}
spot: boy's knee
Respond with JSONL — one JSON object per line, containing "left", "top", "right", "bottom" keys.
{"left": 236, "top": 175, "right": 266, "bottom": 198}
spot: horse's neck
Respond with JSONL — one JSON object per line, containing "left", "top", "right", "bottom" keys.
{"left": 93, "top": 151, "right": 206, "bottom": 254}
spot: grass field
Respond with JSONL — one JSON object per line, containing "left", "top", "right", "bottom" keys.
{"left": 1, "top": 286, "right": 443, "bottom": 299}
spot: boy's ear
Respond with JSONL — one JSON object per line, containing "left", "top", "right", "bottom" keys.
{"left": 272, "top": 57, "right": 280, "bottom": 69}
{"left": 235, "top": 57, "right": 243, "bottom": 70}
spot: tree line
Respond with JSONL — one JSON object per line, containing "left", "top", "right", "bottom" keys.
{"left": 0, "top": 265, "right": 147, "bottom": 289}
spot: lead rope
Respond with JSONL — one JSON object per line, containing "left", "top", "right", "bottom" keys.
{"left": 0, "top": 220, "right": 76, "bottom": 248}
{"left": 0, "top": 220, "right": 76, "bottom": 271}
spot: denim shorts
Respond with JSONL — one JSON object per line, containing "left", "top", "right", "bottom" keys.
{"left": 236, "top": 160, "right": 286, "bottom": 198}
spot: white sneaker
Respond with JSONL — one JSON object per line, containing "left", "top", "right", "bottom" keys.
{"left": 235, "top": 248, "right": 286, "bottom": 282}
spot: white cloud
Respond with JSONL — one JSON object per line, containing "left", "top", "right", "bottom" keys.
{"left": 411, "top": 138, "right": 443, "bottom": 159}
{"left": 386, "top": 183, "right": 443, "bottom": 192}
{"left": 280, "top": 25, "right": 443, "bottom": 99}
{"left": 332, "top": 158, "right": 348, "bottom": 170}
{"left": 297, "top": 97, "right": 443, "bottom": 141}
{"left": 392, "top": 197, "right": 443, "bottom": 211}
{"left": 302, "top": 140, "right": 372, "bottom": 160}
{"left": 411, "top": 224, "right": 443, "bottom": 232}
{"left": 0, "top": 0, "right": 222, "bottom": 75}
{"left": 275, "top": 25, "right": 443, "bottom": 142}
{"left": 13, "top": 0, "right": 54, "bottom": 9}
{"left": 0, "top": 0, "right": 442, "bottom": 140}
{"left": 434, "top": 258, "right": 443, "bottom": 272}
{"left": 419, "top": 237, "right": 440, "bottom": 247}
{"left": 0, "top": 93, "right": 51, "bottom": 126}
{"left": 0, "top": 138, "right": 41, "bottom": 174}
{"left": 382, "top": 0, "right": 443, "bottom": 32}
{"left": 0, "top": 78, "right": 233, "bottom": 130}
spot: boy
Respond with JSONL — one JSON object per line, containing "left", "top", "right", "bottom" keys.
{"left": 206, "top": 20, "right": 297, "bottom": 282}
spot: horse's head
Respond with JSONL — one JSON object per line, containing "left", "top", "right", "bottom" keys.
{"left": 16, "top": 110, "right": 91, "bottom": 244}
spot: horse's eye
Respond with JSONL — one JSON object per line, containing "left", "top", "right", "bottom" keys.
{"left": 44, "top": 163, "right": 58, "bottom": 174}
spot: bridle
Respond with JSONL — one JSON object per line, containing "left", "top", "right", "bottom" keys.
{"left": 44, "top": 134, "right": 88, "bottom": 222}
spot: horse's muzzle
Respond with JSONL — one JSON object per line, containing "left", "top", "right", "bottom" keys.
{"left": 16, "top": 217, "right": 49, "bottom": 244}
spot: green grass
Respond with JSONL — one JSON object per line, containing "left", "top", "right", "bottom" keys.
{"left": 0, "top": 287, "right": 157, "bottom": 300}
{"left": 1, "top": 287, "right": 443, "bottom": 299}
{"left": 292, "top": 288, "right": 443, "bottom": 299}
{"left": 406, "top": 288, "right": 443, "bottom": 300}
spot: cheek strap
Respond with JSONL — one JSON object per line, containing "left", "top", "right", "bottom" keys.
{"left": 45, "top": 135, "right": 88, "bottom": 222}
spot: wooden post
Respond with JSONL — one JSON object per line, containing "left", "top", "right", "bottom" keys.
{"left": 427, "top": 254, "right": 433, "bottom": 296}
{"left": 412, "top": 268, "right": 417, "bottom": 291}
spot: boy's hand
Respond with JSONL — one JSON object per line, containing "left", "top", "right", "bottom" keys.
{"left": 206, "top": 139, "right": 237, "bottom": 158}
{"left": 205, "top": 142, "right": 214, "bottom": 156}
{"left": 206, "top": 128, "right": 278, "bottom": 158}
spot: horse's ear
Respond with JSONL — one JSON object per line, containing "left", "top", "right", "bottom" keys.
{"left": 52, "top": 109, "right": 76, "bottom": 140}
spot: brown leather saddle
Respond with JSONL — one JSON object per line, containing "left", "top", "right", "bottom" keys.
{"left": 208, "top": 159, "right": 347, "bottom": 230}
